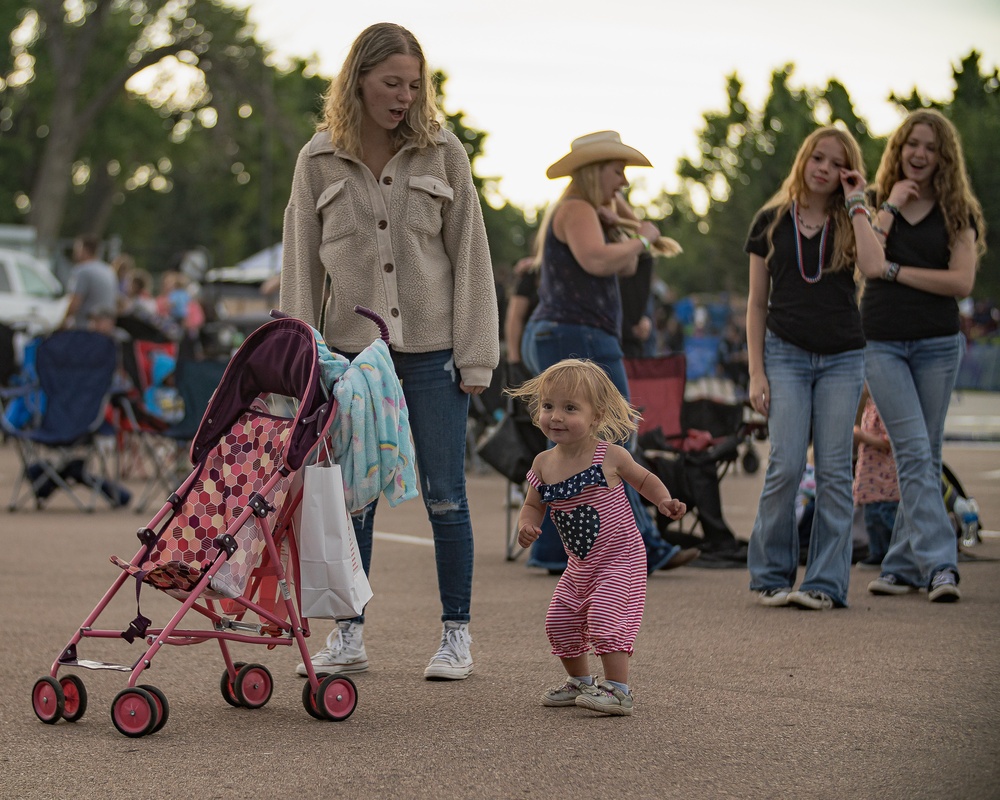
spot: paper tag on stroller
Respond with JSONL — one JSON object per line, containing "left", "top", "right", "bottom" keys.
{"left": 298, "top": 462, "right": 373, "bottom": 619}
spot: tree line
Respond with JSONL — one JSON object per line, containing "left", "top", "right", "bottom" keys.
{"left": 1, "top": 2, "right": 995, "bottom": 297}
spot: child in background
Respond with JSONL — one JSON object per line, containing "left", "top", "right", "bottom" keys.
{"left": 509, "top": 359, "right": 686, "bottom": 716}
{"left": 853, "top": 389, "right": 899, "bottom": 569}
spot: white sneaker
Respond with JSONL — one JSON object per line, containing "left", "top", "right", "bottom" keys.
{"left": 423, "top": 621, "right": 473, "bottom": 680}
{"left": 295, "top": 621, "right": 368, "bottom": 677}
{"left": 756, "top": 587, "right": 792, "bottom": 607}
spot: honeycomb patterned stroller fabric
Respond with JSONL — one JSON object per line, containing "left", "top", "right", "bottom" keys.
{"left": 112, "top": 410, "right": 293, "bottom": 599}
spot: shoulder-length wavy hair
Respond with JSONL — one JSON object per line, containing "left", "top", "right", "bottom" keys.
{"left": 874, "top": 108, "right": 986, "bottom": 258}
{"left": 506, "top": 358, "right": 639, "bottom": 443}
{"left": 318, "top": 23, "right": 441, "bottom": 158}
{"left": 760, "top": 126, "right": 865, "bottom": 274}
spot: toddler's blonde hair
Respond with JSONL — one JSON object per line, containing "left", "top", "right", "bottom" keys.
{"left": 506, "top": 358, "right": 639, "bottom": 443}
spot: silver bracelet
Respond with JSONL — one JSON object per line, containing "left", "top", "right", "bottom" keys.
{"left": 884, "top": 261, "right": 901, "bottom": 282}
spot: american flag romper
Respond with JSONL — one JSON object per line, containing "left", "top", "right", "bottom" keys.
{"left": 527, "top": 441, "right": 647, "bottom": 658}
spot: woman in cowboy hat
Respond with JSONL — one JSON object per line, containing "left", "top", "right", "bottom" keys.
{"left": 520, "top": 131, "right": 695, "bottom": 575}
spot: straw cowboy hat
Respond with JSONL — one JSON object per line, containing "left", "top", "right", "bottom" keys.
{"left": 546, "top": 130, "right": 652, "bottom": 179}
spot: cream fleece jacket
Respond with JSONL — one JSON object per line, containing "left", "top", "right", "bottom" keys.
{"left": 280, "top": 129, "right": 499, "bottom": 388}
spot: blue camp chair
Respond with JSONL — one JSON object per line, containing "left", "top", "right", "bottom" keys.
{"left": 1, "top": 329, "right": 123, "bottom": 512}
{"left": 132, "top": 356, "right": 229, "bottom": 513}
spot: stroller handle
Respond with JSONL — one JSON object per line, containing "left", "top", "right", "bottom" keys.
{"left": 268, "top": 307, "right": 390, "bottom": 344}
{"left": 352, "top": 306, "right": 390, "bottom": 343}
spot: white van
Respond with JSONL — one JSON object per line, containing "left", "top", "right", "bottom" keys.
{"left": 0, "top": 247, "right": 69, "bottom": 336}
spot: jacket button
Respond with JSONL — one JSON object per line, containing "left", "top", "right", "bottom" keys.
{"left": 382, "top": 176, "right": 393, "bottom": 185}
{"left": 391, "top": 308, "right": 400, "bottom": 317}
{"left": 384, "top": 263, "right": 394, "bottom": 273}
{"left": 378, "top": 220, "right": 387, "bottom": 229}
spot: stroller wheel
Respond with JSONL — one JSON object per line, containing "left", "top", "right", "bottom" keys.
{"left": 138, "top": 684, "right": 169, "bottom": 733}
{"left": 234, "top": 664, "right": 273, "bottom": 709}
{"left": 32, "top": 677, "right": 65, "bottom": 724}
{"left": 59, "top": 675, "right": 88, "bottom": 723}
{"left": 219, "top": 662, "right": 247, "bottom": 708}
{"left": 317, "top": 675, "right": 358, "bottom": 721}
{"left": 111, "top": 687, "right": 159, "bottom": 738}
{"left": 302, "top": 679, "right": 326, "bottom": 720}
{"left": 742, "top": 448, "right": 760, "bottom": 474}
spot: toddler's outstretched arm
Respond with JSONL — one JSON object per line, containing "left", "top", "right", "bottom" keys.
{"left": 612, "top": 445, "right": 687, "bottom": 520}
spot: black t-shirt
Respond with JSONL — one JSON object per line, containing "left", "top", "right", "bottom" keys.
{"left": 745, "top": 207, "right": 864, "bottom": 354}
{"left": 861, "top": 203, "right": 960, "bottom": 341}
{"left": 619, "top": 251, "right": 654, "bottom": 357}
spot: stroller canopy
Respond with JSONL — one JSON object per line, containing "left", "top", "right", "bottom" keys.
{"left": 190, "top": 317, "right": 335, "bottom": 471}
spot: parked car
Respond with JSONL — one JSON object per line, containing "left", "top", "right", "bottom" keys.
{"left": 0, "top": 247, "right": 69, "bottom": 336}
{"left": 197, "top": 265, "right": 277, "bottom": 357}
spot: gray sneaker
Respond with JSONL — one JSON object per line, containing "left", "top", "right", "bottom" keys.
{"left": 756, "top": 587, "right": 792, "bottom": 607}
{"left": 295, "top": 621, "right": 368, "bottom": 677}
{"left": 575, "top": 680, "right": 634, "bottom": 716}
{"left": 868, "top": 574, "right": 917, "bottom": 596}
{"left": 928, "top": 570, "right": 961, "bottom": 603}
{"left": 423, "top": 621, "right": 473, "bottom": 680}
{"left": 541, "top": 676, "right": 594, "bottom": 707}
{"left": 787, "top": 590, "right": 834, "bottom": 610}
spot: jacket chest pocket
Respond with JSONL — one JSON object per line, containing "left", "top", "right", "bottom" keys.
{"left": 316, "top": 178, "right": 357, "bottom": 243}
{"left": 407, "top": 175, "right": 454, "bottom": 236}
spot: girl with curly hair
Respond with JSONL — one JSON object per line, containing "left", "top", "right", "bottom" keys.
{"left": 857, "top": 109, "right": 985, "bottom": 603}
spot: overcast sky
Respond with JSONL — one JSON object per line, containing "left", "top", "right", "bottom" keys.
{"left": 234, "top": 0, "right": 1000, "bottom": 209}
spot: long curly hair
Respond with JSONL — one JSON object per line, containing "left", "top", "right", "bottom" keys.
{"left": 318, "top": 23, "right": 441, "bottom": 158}
{"left": 761, "top": 126, "right": 865, "bottom": 274}
{"left": 506, "top": 358, "right": 639, "bottom": 444}
{"left": 874, "top": 108, "right": 986, "bottom": 258}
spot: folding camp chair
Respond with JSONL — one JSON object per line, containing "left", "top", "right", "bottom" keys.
{"left": 132, "top": 356, "right": 229, "bottom": 514}
{"left": 625, "top": 354, "right": 754, "bottom": 559}
{"left": 2, "top": 329, "right": 124, "bottom": 512}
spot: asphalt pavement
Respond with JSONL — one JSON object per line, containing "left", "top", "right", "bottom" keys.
{"left": 0, "top": 404, "right": 998, "bottom": 799}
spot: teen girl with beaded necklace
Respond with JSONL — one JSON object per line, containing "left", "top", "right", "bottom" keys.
{"left": 744, "top": 126, "right": 869, "bottom": 611}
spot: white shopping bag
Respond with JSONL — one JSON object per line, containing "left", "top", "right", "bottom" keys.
{"left": 297, "top": 461, "right": 373, "bottom": 620}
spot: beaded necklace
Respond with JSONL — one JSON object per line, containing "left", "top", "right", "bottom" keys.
{"left": 791, "top": 201, "right": 829, "bottom": 284}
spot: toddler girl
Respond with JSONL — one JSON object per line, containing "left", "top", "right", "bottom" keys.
{"left": 508, "top": 359, "right": 685, "bottom": 716}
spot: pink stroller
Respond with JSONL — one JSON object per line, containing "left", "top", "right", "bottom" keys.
{"left": 31, "top": 309, "right": 388, "bottom": 737}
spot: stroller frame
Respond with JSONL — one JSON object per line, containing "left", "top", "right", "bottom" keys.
{"left": 31, "top": 310, "right": 387, "bottom": 736}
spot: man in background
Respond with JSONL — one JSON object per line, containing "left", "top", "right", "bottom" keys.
{"left": 60, "top": 234, "right": 118, "bottom": 329}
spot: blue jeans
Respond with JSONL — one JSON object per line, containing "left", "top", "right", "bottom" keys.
{"left": 863, "top": 501, "right": 898, "bottom": 564}
{"left": 346, "top": 349, "right": 474, "bottom": 623}
{"left": 522, "top": 319, "right": 678, "bottom": 569}
{"left": 747, "top": 332, "right": 864, "bottom": 606}
{"left": 864, "top": 334, "right": 963, "bottom": 588}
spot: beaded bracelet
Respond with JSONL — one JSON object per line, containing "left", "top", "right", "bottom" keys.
{"left": 844, "top": 192, "right": 866, "bottom": 208}
{"left": 849, "top": 206, "right": 871, "bottom": 219}
{"left": 884, "top": 261, "right": 901, "bottom": 282}
{"left": 872, "top": 223, "right": 889, "bottom": 240}
{"left": 637, "top": 234, "right": 651, "bottom": 251}
{"left": 880, "top": 201, "right": 900, "bottom": 216}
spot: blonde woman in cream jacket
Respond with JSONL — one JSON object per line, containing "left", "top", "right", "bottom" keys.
{"left": 281, "top": 23, "right": 498, "bottom": 683}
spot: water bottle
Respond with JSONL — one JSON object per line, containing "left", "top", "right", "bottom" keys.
{"left": 953, "top": 496, "right": 980, "bottom": 548}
